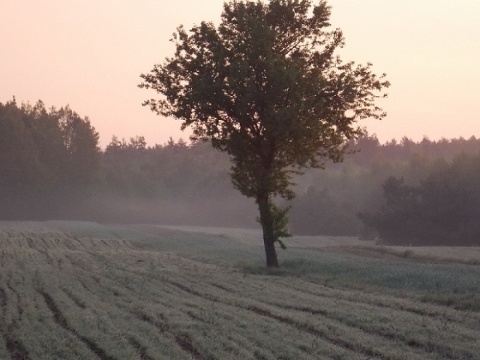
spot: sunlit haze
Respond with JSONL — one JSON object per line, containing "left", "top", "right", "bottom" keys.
{"left": 1, "top": 0, "right": 479, "bottom": 148}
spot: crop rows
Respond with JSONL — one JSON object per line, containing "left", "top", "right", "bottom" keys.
{"left": 0, "top": 222, "right": 479, "bottom": 359}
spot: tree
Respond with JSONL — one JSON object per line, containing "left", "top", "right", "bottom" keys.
{"left": 359, "top": 153, "right": 480, "bottom": 246}
{"left": 0, "top": 99, "right": 42, "bottom": 197}
{"left": 56, "top": 106, "right": 101, "bottom": 188}
{"left": 139, "top": 0, "right": 389, "bottom": 267}
{"left": 0, "top": 99, "right": 102, "bottom": 219}
{"left": 358, "top": 176, "right": 423, "bottom": 244}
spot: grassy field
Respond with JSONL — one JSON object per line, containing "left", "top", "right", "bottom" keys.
{"left": 0, "top": 221, "right": 479, "bottom": 359}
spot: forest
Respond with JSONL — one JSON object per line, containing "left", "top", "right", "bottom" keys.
{"left": 2, "top": 98, "right": 480, "bottom": 246}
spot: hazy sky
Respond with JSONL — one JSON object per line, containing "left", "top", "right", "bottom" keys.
{"left": 2, "top": 1, "right": 479, "bottom": 147}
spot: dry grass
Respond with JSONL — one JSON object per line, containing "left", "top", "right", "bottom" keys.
{"left": 0, "top": 221, "right": 479, "bottom": 359}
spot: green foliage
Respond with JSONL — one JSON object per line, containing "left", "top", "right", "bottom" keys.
{"left": 140, "top": 0, "right": 389, "bottom": 266}
{"left": 257, "top": 203, "right": 291, "bottom": 249}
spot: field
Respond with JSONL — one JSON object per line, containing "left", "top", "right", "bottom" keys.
{"left": 0, "top": 221, "right": 479, "bottom": 359}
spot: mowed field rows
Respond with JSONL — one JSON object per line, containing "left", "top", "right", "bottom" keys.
{"left": 0, "top": 221, "right": 479, "bottom": 359}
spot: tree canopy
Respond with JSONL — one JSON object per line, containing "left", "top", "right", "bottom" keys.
{"left": 140, "top": 0, "right": 389, "bottom": 267}
{"left": 0, "top": 98, "right": 100, "bottom": 219}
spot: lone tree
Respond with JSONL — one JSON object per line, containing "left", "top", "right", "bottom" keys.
{"left": 140, "top": 0, "right": 389, "bottom": 267}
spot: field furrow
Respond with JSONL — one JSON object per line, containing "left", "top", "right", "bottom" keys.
{"left": 295, "top": 277, "right": 478, "bottom": 318}
{"left": 1, "top": 221, "right": 479, "bottom": 359}
{"left": 128, "top": 270, "right": 476, "bottom": 359}
{"left": 4, "top": 331, "right": 31, "bottom": 360}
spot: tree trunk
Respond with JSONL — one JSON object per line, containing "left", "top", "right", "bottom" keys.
{"left": 257, "top": 194, "right": 279, "bottom": 267}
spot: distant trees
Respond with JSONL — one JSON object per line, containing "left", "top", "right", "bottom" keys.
{"left": 58, "top": 107, "right": 101, "bottom": 188}
{"left": 289, "top": 133, "right": 480, "bottom": 239}
{"left": 102, "top": 136, "right": 156, "bottom": 198}
{"left": 2, "top": 97, "right": 480, "bottom": 247}
{"left": 359, "top": 152, "right": 480, "bottom": 245}
{"left": 290, "top": 186, "right": 359, "bottom": 236}
{"left": 102, "top": 136, "right": 231, "bottom": 200}
{"left": 0, "top": 99, "right": 100, "bottom": 219}
{"left": 0, "top": 100, "right": 41, "bottom": 196}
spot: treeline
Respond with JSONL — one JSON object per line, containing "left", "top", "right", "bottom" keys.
{"left": 2, "top": 99, "right": 480, "bottom": 245}
{"left": 0, "top": 99, "right": 100, "bottom": 219}
{"left": 0, "top": 99, "right": 254, "bottom": 225}
{"left": 358, "top": 153, "right": 480, "bottom": 246}
{"left": 98, "top": 135, "right": 256, "bottom": 226}
{"left": 290, "top": 135, "right": 480, "bottom": 242}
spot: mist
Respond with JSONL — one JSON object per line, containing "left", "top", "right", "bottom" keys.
{"left": 3, "top": 99, "right": 480, "bottom": 245}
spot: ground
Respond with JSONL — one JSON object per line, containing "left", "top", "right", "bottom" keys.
{"left": 0, "top": 221, "right": 479, "bottom": 359}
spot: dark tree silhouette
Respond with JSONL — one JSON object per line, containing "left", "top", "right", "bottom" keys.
{"left": 140, "top": 0, "right": 389, "bottom": 267}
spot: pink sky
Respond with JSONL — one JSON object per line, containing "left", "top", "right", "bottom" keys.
{"left": 1, "top": 0, "right": 479, "bottom": 148}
